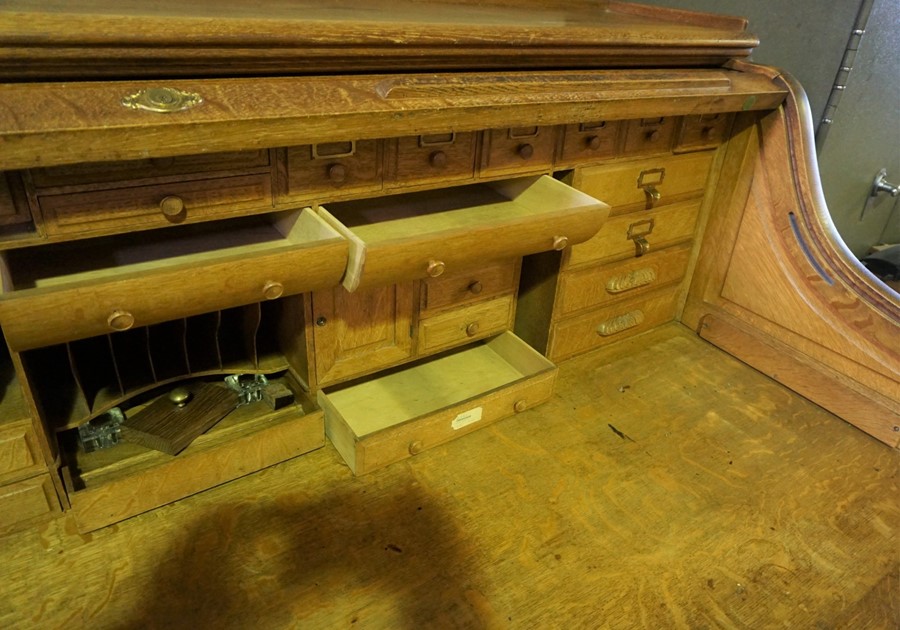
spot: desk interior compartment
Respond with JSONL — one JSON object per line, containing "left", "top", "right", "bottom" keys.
{"left": 319, "top": 175, "right": 608, "bottom": 291}
{"left": 319, "top": 331, "right": 557, "bottom": 475}
{"left": 0, "top": 208, "right": 349, "bottom": 351}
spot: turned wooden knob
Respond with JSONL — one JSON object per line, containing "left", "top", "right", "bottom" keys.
{"left": 467, "top": 280, "right": 483, "bottom": 295}
{"left": 646, "top": 129, "right": 661, "bottom": 142}
{"left": 514, "top": 399, "right": 528, "bottom": 413}
{"left": 586, "top": 135, "right": 602, "bottom": 150}
{"left": 159, "top": 195, "right": 185, "bottom": 219}
{"left": 552, "top": 235, "right": 569, "bottom": 251}
{"left": 701, "top": 126, "right": 715, "bottom": 139}
{"left": 429, "top": 150, "right": 448, "bottom": 168}
{"left": 263, "top": 280, "right": 284, "bottom": 300}
{"left": 427, "top": 259, "right": 446, "bottom": 277}
{"left": 107, "top": 309, "right": 135, "bottom": 332}
{"left": 327, "top": 163, "right": 347, "bottom": 183}
{"left": 169, "top": 387, "right": 192, "bottom": 407}
{"left": 408, "top": 440, "right": 424, "bottom": 455}
{"left": 465, "top": 322, "right": 479, "bottom": 337}
{"left": 517, "top": 143, "right": 534, "bottom": 159}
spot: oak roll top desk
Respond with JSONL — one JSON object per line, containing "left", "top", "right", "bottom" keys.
{"left": 0, "top": 0, "right": 896, "bottom": 534}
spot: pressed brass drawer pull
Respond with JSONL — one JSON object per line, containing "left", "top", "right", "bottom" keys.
{"left": 159, "top": 195, "right": 185, "bottom": 218}
{"left": 606, "top": 268, "right": 658, "bottom": 294}
{"left": 467, "top": 281, "right": 483, "bottom": 295}
{"left": 465, "top": 322, "right": 479, "bottom": 337}
{"left": 107, "top": 310, "right": 135, "bottom": 332}
{"left": 514, "top": 399, "right": 528, "bottom": 413}
{"left": 553, "top": 235, "right": 569, "bottom": 251}
{"left": 327, "top": 163, "right": 347, "bottom": 183}
{"left": 517, "top": 143, "right": 534, "bottom": 159}
{"left": 263, "top": 281, "right": 284, "bottom": 300}
{"left": 427, "top": 260, "right": 446, "bottom": 278}
{"left": 429, "top": 150, "right": 448, "bottom": 168}
{"left": 408, "top": 440, "right": 424, "bottom": 455}
{"left": 597, "top": 310, "right": 645, "bottom": 337}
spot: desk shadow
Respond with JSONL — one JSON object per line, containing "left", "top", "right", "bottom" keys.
{"left": 119, "top": 480, "right": 486, "bottom": 629}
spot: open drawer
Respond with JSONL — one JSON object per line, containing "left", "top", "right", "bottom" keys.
{"left": 319, "top": 175, "right": 608, "bottom": 291}
{"left": 319, "top": 331, "right": 557, "bottom": 475}
{"left": 0, "top": 209, "right": 348, "bottom": 351}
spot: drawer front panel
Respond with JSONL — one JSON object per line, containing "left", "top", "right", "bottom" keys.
{"left": 621, "top": 116, "right": 678, "bottom": 156}
{"left": 676, "top": 113, "right": 734, "bottom": 152}
{"left": 419, "top": 295, "right": 514, "bottom": 354}
{"left": 284, "top": 140, "right": 382, "bottom": 199}
{"left": 480, "top": 126, "right": 556, "bottom": 177}
{"left": 421, "top": 261, "right": 518, "bottom": 315}
{"left": 557, "top": 244, "right": 691, "bottom": 317}
{"left": 559, "top": 121, "right": 622, "bottom": 165}
{"left": 387, "top": 132, "right": 477, "bottom": 187}
{"left": 566, "top": 199, "right": 700, "bottom": 268}
{"left": 0, "top": 474, "right": 59, "bottom": 534}
{"left": 38, "top": 174, "right": 273, "bottom": 236}
{"left": 548, "top": 289, "right": 680, "bottom": 362}
{"left": 0, "top": 421, "right": 41, "bottom": 481}
{"left": 30, "top": 150, "right": 270, "bottom": 188}
{"left": 572, "top": 151, "right": 714, "bottom": 213}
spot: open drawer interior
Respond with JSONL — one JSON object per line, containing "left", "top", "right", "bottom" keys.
{"left": 319, "top": 331, "right": 557, "bottom": 474}
{"left": 319, "top": 175, "right": 608, "bottom": 291}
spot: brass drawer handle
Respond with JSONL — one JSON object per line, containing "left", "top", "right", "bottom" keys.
{"left": 427, "top": 260, "right": 446, "bottom": 278}
{"left": 597, "top": 310, "right": 645, "bottom": 337}
{"left": 553, "top": 235, "right": 569, "bottom": 251}
{"left": 606, "top": 268, "right": 658, "bottom": 294}
{"left": 514, "top": 399, "right": 528, "bottom": 413}
{"left": 159, "top": 195, "right": 185, "bottom": 219}
{"left": 465, "top": 322, "right": 479, "bottom": 337}
{"left": 108, "top": 309, "right": 135, "bottom": 332}
{"left": 467, "top": 281, "right": 483, "bottom": 295}
{"left": 263, "top": 281, "right": 284, "bottom": 300}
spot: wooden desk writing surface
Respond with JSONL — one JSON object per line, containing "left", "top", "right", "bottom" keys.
{"left": 0, "top": 0, "right": 895, "bottom": 537}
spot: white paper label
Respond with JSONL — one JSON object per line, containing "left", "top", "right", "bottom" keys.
{"left": 451, "top": 406, "right": 483, "bottom": 430}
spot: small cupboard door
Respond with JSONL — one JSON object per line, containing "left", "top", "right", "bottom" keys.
{"left": 312, "top": 282, "right": 415, "bottom": 387}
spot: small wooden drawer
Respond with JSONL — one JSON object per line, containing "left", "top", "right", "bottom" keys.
{"left": 420, "top": 261, "right": 519, "bottom": 315}
{"left": 37, "top": 173, "right": 274, "bottom": 236}
{"left": 621, "top": 116, "right": 678, "bottom": 156}
{"left": 0, "top": 419, "right": 43, "bottom": 483}
{"left": 282, "top": 140, "right": 382, "bottom": 200}
{"left": 419, "top": 294, "right": 514, "bottom": 355}
{"left": 386, "top": 132, "right": 477, "bottom": 188}
{"left": 0, "top": 173, "right": 33, "bottom": 228}
{"left": 557, "top": 244, "right": 691, "bottom": 317}
{"left": 0, "top": 209, "right": 349, "bottom": 351}
{"left": 0, "top": 473, "right": 59, "bottom": 535}
{"left": 566, "top": 199, "right": 701, "bottom": 269}
{"left": 30, "top": 150, "right": 271, "bottom": 189}
{"left": 479, "top": 126, "right": 557, "bottom": 177}
{"left": 675, "top": 113, "right": 734, "bottom": 152}
{"left": 320, "top": 175, "right": 608, "bottom": 292}
{"left": 569, "top": 151, "right": 714, "bottom": 214}
{"left": 320, "top": 331, "right": 557, "bottom": 475}
{"left": 548, "top": 288, "right": 680, "bottom": 362}
{"left": 558, "top": 121, "right": 622, "bottom": 165}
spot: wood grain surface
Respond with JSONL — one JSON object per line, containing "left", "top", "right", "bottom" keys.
{"left": 2, "top": 323, "right": 896, "bottom": 628}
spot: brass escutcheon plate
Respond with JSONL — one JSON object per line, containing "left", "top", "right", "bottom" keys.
{"left": 122, "top": 87, "right": 203, "bottom": 113}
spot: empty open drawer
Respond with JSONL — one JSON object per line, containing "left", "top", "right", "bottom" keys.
{"left": 319, "top": 175, "right": 608, "bottom": 291}
{"left": 319, "top": 331, "right": 557, "bottom": 475}
{"left": 0, "top": 209, "right": 348, "bottom": 351}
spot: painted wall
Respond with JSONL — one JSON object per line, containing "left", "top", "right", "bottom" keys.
{"left": 642, "top": 0, "right": 897, "bottom": 255}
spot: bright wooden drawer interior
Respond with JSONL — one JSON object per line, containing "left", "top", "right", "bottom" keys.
{"left": 320, "top": 331, "right": 557, "bottom": 475}
{"left": 320, "top": 175, "right": 608, "bottom": 291}
{"left": 0, "top": 209, "right": 348, "bottom": 350}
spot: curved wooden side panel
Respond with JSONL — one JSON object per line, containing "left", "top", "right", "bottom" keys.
{"left": 683, "top": 62, "right": 899, "bottom": 447}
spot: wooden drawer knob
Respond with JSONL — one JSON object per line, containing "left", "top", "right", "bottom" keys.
{"left": 408, "top": 440, "right": 424, "bottom": 455}
{"left": 553, "top": 235, "right": 569, "bottom": 251}
{"left": 517, "top": 143, "right": 534, "bottom": 159}
{"left": 467, "top": 280, "right": 483, "bottom": 295}
{"left": 427, "top": 259, "right": 446, "bottom": 278}
{"left": 169, "top": 387, "right": 192, "bottom": 407}
{"left": 107, "top": 309, "right": 135, "bottom": 332}
{"left": 701, "top": 126, "right": 715, "bottom": 139}
{"left": 646, "top": 129, "right": 661, "bottom": 142}
{"left": 263, "top": 280, "right": 284, "bottom": 300}
{"left": 465, "top": 322, "right": 479, "bottom": 337}
{"left": 327, "top": 163, "right": 347, "bottom": 183}
{"left": 159, "top": 195, "right": 185, "bottom": 219}
{"left": 586, "top": 135, "right": 602, "bottom": 150}
{"left": 429, "top": 150, "right": 448, "bottom": 168}
{"left": 514, "top": 399, "right": 528, "bottom": 413}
